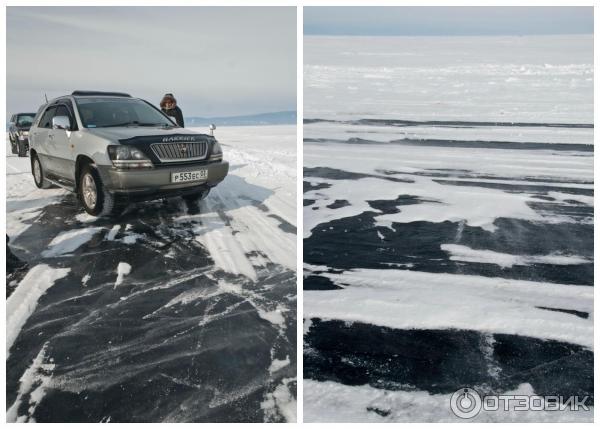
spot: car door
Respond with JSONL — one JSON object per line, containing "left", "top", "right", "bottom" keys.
{"left": 48, "top": 104, "right": 77, "bottom": 182}
{"left": 31, "top": 106, "right": 56, "bottom": 173}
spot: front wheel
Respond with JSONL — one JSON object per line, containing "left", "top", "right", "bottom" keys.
{"left": 31, "top": 153, "right": 52, "bottom": 189}
{"left": 17, "top": 141, "right": 28, "bottom": 157}
{"left": 78, "top": 164, "right": 121, "bottom": 217}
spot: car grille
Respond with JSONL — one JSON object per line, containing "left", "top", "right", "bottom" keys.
{"left": 150, "top": 141, "right": 208, "bottom": 162}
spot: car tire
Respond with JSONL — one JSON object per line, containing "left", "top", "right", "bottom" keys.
{"left": 182, "top": 188, "right": 210, "bottom": 202}
{"left": 9, "top": 136, "right": 17, "bottom": 154}
{"left": 17, "top": 141, "right": 28, "bottom": 157}
{"left": 78, "top": 164, "right": 121, "bottom": 217}
{"left": 31, "top": 153, "right": 52, "bottom": 189}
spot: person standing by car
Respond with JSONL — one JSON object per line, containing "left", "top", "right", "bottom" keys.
{"left": 160, "top": 93, "right": 184, "bottom": 127}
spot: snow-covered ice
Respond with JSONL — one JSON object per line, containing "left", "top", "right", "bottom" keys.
{"left": 6, "top": 125, "right": 297, "bottom": 422}
{"left": 304, "top": 379, "right": 593, "bottom": 423}
{"left": 113, "top": 262, "right": 132, "bottom": 288}
{"left": 304, "top": 269, "right": 593, "bottom": 348}
{"left": 6, "top": 343, "right": 55, "bottom": 423}
{"left": 440, "top": 244, "right": 591, "bottom": 269}
{"left": 41, "top": 227, "right": 104, "bottom": 257}
{"left": 304, "top": 35, "right": 593, "bottom": 422}
{"left": 6, "top": 265, "right": 70, "bottom": 356}
{"left": 305, "top": 35, "right": 592, "bottom": 124}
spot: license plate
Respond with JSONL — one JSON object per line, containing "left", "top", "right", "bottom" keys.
{"left": 171, "top": 170, "right": 208, "bottom": 183}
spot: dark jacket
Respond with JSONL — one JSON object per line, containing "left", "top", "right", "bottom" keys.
{"left": 162, "top": 106, "right": 184, "bottom": 127}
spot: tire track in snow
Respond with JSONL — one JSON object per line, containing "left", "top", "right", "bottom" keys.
{"left": 6, "top": 265, "right": 70, "bottom": 356}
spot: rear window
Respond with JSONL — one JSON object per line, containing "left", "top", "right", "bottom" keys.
{"left": 16, "top": 114, "right": 35, "bottom": 127}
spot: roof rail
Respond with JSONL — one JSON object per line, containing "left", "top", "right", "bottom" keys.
{"left": 71, "top": 90, "right": 132, "bottom": 97}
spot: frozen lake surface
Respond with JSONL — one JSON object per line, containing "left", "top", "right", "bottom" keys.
{"left": 6, "top": 125, "right": 297, "bottom": 423}
{"left": 305, "top": 34, "right": 593, "bottom": 124}
{"left": 303, "top": 35, "right": 593, "bottom": 422}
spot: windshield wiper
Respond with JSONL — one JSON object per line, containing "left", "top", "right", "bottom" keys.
{"left": 138, "top": 122, "right": 173, "bottom": 127}
{"left": 100, "top": 121, "right": 139, "bottom": 128}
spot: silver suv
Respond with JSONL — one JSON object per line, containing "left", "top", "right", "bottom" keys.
{"left": 29, "top": 91, "right": 229, "bottom": 216}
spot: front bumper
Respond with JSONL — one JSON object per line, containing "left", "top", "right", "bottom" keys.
{"left": 97, "top": 160, "right": 229, "bottom": 200}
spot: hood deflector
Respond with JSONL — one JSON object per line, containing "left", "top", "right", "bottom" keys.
{"left": 118, "top": 133, "right": 215, "bottom": 145}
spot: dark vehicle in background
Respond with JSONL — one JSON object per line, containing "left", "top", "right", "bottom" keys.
{"left": 9, "top": 112, "right": 36, "bottom": 157}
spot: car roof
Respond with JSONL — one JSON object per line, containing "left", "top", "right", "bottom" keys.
{"left": 43, "top": 91, "right": 132, "bottom": 105}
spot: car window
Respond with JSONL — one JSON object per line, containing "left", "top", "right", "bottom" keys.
{"left": 55, "top": 100, "right": 78, "bottom": 130}
{"left": 54, "top": 106, "right": 72, "bottom": 129}
{"left": 38, "top": 107, "right": 57, "bottom": 129}
{"left": 16, "top": 114, "right": 35, "bottom": 127}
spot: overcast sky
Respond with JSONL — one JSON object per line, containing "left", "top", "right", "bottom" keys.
{"left": 7, "top": 7, "right": 296, "bottom": 118}
{"left": 305, "top": 6, "right": 593, "bottom": 36}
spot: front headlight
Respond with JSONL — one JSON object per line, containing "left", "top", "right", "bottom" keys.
{"left": 209, "top": 140, "right": 223, "bottom": 161}
{"left": 19, "top": 130, "right": 29, "bottom": 136}
{"left": 107, "top": 145, "right": 153, "bottom": 168}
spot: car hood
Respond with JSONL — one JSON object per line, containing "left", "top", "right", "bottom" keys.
{"left": 85, "top": 126, "right": 208, "bottom": 142}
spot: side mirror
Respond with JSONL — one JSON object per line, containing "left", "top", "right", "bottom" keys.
{"left": 52, "top": 116, "right": 70, "bottom": 131}
{"left": 209, "top": 123, "right": 216, "bottom": 136}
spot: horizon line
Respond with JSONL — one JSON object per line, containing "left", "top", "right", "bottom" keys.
{"left": 304, "top": 32, "right": 593, "bottom": 37}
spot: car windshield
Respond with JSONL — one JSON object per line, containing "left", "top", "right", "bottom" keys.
{"left": 75, "top": 97, "right": 175, "bottom": 128}
{"left": 16, "top": 114, "right": 35, "bottom": 127}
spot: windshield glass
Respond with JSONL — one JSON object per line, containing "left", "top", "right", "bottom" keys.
{"left": 74, "top": 97, "right": 175, "bottom": 128}
{"left": 16, "top": 114, "right": 35, "bottom": 127}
